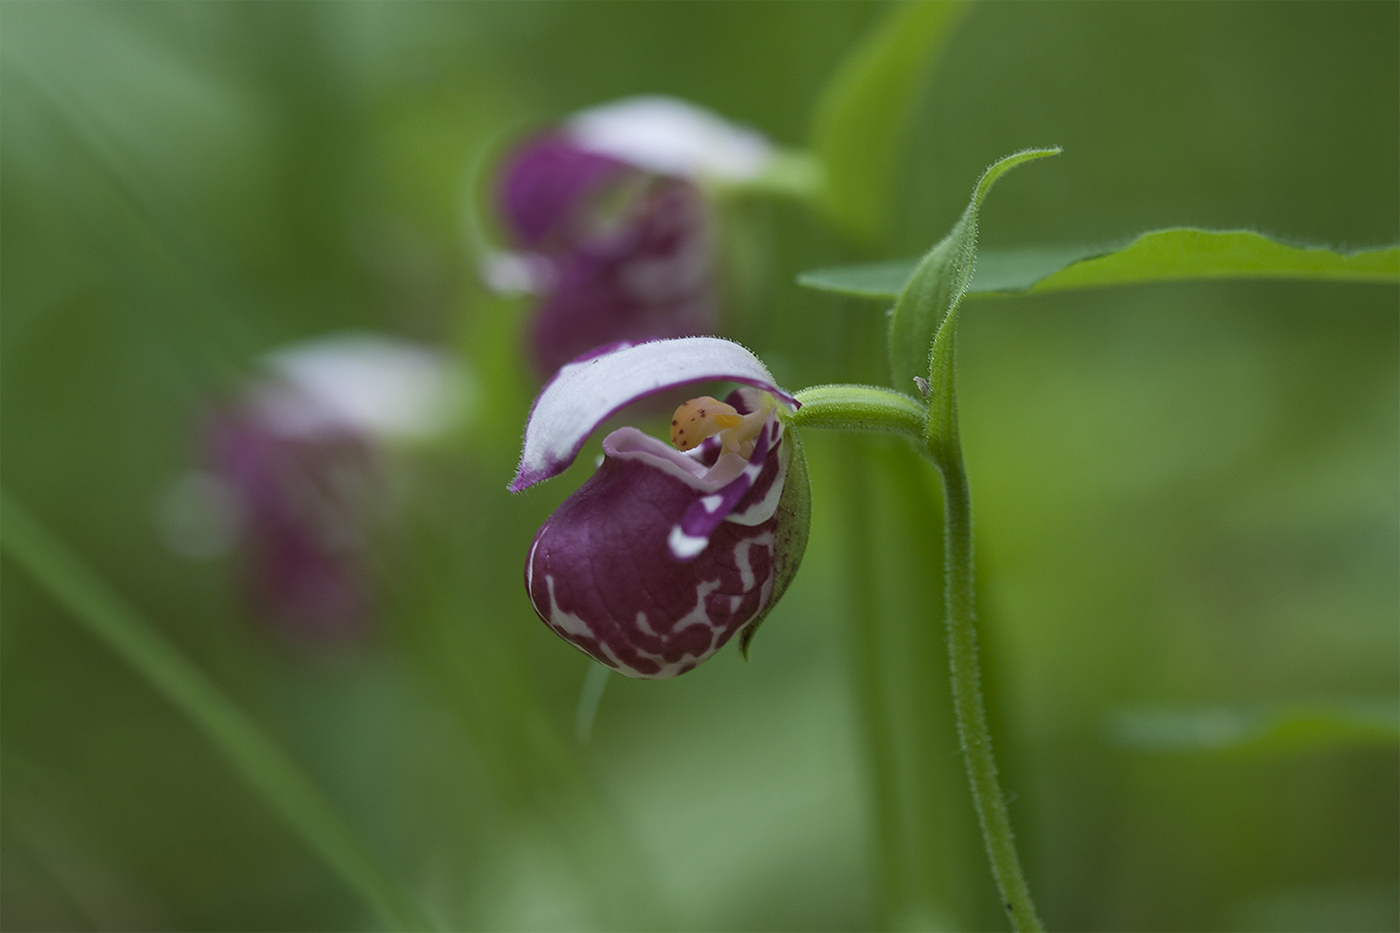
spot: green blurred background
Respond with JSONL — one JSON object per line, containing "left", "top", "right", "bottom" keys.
{"left": 2, "top": 2, "right": 1396, "bottom": 930}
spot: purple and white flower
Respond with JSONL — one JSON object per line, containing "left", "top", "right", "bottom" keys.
{"left": 164, "top": 334, "right": 469, "bottom": 641}
{"left": 203, "top": 410, "right": 378, "bottom": 640}
{"left": 511, "top": 337, "right": 809, "bottom": 678}
{"left": 487, "top": 97, "right": 776, "bottom": 377}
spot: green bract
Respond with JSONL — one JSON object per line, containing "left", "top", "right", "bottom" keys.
{"left": 886, "top": 148, "right": 1062, "bottom": 394}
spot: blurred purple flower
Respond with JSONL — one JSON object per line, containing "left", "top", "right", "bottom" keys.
{"left": 486, "top": 97, "right": 776, "bottom": 378}
{"left": 510, "top": 338, "right": 809, "bottom": 678}
{"left": 165, "top": 334, "right": 469, "bottom": 641}
{"left": 206, "top": 410, "right": 378, "bottom": 640}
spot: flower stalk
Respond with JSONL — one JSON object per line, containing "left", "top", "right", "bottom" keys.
{"left": 926, "top": 310, "right": 1043, "bottom": 931}
{"left": 928, "top": 443, "right": 1043, "bottom": 933}
{"left": 796, "top": 360, "right": 1044, "bottom": 931}
{"left": 791, "top": 383, "right": 927, "bottom": 438}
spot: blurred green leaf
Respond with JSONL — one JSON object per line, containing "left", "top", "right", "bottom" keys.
{"left": 889, "top": 148, "right": 1061, "bottom": 392}
{"left": 799, "top": 229, "right": 1400, "bottom": 299}
{"left": 809, "top": 0, "right": 966, "bottom": 246}
{"left": 0, "top": 492, "right": 431, "bottom": 932}
{"left": 1109, "top": 700, "right": 1400, "bottom": 753}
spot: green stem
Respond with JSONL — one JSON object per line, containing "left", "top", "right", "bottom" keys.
{"left": 792, "top": 383, "right": 927, "bottom": 438}
{"left": 0, "top": 491, "right": 431, "bottom": 932}
{"left": 924, "top": 311, "right": 1043, "bottom": 932}
{"left": 928, "top": 448, "right": 1042, "bottom": 932}
{"left": 574, "top": 662, "right": 611, "bottom": 744}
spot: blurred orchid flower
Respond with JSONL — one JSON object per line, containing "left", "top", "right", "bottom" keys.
{"left": 511, "top": 338, "right": 809, "bottom": 678}
{"left": 485, "top": 96, "right": 777, "bottom": 377}
{"left": 163, "top": 334, "right": 469, "bottom": 640}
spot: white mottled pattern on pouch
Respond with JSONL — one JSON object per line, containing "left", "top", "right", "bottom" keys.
{"left": 733, "top": 538, "right": 757, "bottom": 591}
{"left": 624, "top": 642, "right": 675, "bottom": 671}
{"left": 670, "top": 579, "right": 722, "bottom": 633}
{"left": 594, "top": 638, "right": 625, "bottom": 670}
{"left": 544, "top": 576, "right": 596, "bottom": 639}
{"left": 700, "top": 493, "right": 724, "bottom": 513}
{"left": 634, "top": 611, "right": 660, "bottom": 637}
{"left": 652, "top": 657, "right": 698, "bottom": 678}
{"left": 731, "top": 531, "right": 774, "bottom": 593}
{"left": 631, "top": 584, "right": 724, "bottom": 677}
{"left": 668, "top": 525, "right": 709, "bottom": 559}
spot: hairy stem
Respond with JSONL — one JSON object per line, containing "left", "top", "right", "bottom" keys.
{"left": 927, "top": 441, "right": 1043, "bottom": 932}
{"left": 792, "top": 383, "right": 927, "bottom": 438}
{"left": 797, "top": 374, "right": 1041, "bottom": 928}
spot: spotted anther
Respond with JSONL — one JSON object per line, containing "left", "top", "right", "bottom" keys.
{"left": 670, "top": 395, "right": 773, "bottom": 457}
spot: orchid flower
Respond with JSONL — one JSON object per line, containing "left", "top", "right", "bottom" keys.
{"left": 487, "top": 97, "right": 776, "bottom": 377}
{"left": 510, "top": 338, "right": 810, "bottom": 678}
{"left": 172, "top": 334, "right": 469, "bottom": 640}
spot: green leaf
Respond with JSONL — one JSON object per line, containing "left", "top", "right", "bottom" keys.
{"left": 888, "top": 148, "right": 1062, "bottom": 394}
{"left": 0, "top": 491, "right": 432, "bottom": 931}
{"left": 1109, "top": 700, "right": 1400, "bottom": 753}
{"left": 809, "top": 0, "right": 968, "bottom": 246}
{"left": 799, "top": 229, "right": 1400, "bottom": 300}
